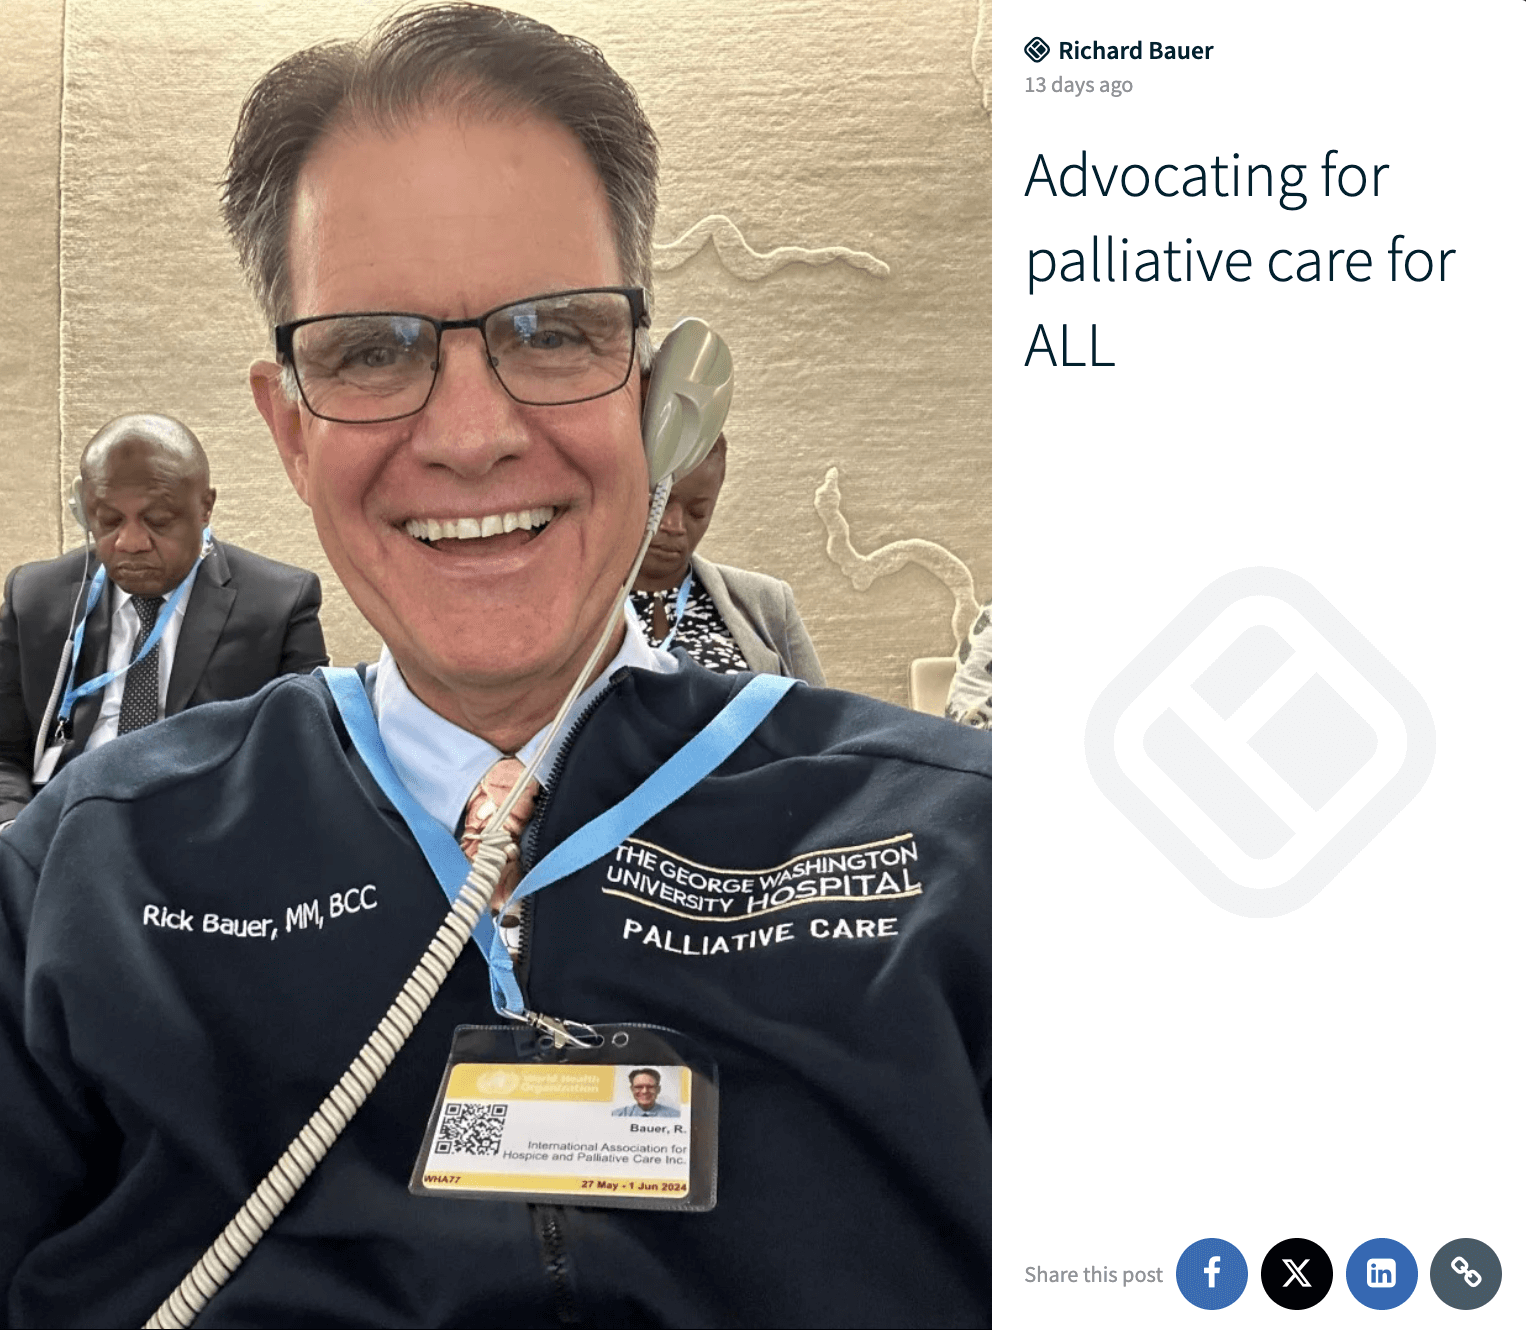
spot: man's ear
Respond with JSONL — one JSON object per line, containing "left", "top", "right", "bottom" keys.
{"left": 250, "top": 360, "right": 312, "bottom": 506}
{"left": 202, "top": 487, "right": 218, "bottom": 528}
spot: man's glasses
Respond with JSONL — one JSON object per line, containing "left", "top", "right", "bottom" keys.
{"left": 274, "top": 286, "right": 647, "bottom": 424}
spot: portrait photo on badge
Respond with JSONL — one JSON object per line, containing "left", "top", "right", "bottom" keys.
{"left": 610, "top": 1064, "right": 687, "bottom": 1118}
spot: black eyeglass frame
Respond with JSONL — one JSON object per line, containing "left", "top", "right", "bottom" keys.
{"left": 273, "top": 285, "right": 650, "bottom": 424}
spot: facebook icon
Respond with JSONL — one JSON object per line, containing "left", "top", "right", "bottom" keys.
{"left": 1177, "top": 1239, "right": 1248, "bottom": 1310}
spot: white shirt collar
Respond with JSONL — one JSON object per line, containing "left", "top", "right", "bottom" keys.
{"left": 109, "top": 577, "right": 195, "bottom": 622}
{"left": 373, "top": 599, "right": 678, "bottom": 833}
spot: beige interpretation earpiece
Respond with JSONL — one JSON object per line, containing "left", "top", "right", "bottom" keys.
{"left": 641, "top": 319, "right": 733, "bottom": 487}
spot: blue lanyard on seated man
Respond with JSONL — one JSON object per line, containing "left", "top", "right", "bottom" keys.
{"left": 54, "top": 527, "right": 212, "bottom": 734}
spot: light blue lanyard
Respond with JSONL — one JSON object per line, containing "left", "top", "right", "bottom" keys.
{"left": 321, "top": 666, "right": 797, "bottom": 1017}
{"left": 57, "top": 540, "right": 206, "bottom": 724}
{"left": 647, "top": 569, "right": 692, "bottom": 652}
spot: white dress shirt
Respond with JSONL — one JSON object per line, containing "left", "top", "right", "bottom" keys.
{"left": 84, "top": 574, "right": 198, "bottom": 751}
{"left": 373, "top": 600, "right": 679, "bottom": 835}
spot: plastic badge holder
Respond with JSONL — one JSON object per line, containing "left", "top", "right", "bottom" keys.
{"left": 410, "top": 1023, "right": 718, "bottom": 1212}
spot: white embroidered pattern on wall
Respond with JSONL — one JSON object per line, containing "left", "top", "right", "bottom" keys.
{"left": 654, "top": 215, "right": 889, "bottom": 279}
{"left": 813, "top": 466, "right": 979, "bottom": 652}
{"left": 972, "top": 0, "right": 992, "bottom": 112}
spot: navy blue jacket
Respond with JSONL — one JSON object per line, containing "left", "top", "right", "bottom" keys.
{"left": 0, "top": 665, "right": 990, "bottom": 1327}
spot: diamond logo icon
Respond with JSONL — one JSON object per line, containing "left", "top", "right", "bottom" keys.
{"left": 1025, "top": 36, "right": 1050, "bottom": 63}
{"left": 1086, "top": 569, "right": 1435, "bottom": 917}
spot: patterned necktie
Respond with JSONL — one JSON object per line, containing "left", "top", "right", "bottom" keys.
{"left": 459, "top": 757, "right": 541, "bottom": 960}
{"left": 117, "top": 595, "right": 165, "bottom": 734}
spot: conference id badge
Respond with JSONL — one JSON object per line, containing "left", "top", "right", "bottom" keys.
{"left": 409, "top": 1023, "right": 718, "bottom": 1212}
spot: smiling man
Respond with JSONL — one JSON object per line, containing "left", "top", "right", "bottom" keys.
{"left": 247, "top": 102, "right": 652, "bottom": 744}
{"left": 0, "top": 7, "right": 990, "bottom": 1327}
{"left": 611, "top": 1067, "right": 680, "bottom": 1119}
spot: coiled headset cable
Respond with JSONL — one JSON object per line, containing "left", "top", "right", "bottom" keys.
{"left": 144, "top": 478, "right": 673, "bottom": 1329}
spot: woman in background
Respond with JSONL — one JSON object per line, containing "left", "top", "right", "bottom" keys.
{"left": 630, "top": 435, "right": 826, "bottom": 685}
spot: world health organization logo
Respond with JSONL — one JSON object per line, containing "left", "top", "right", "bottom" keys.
{"left": 1025, "top": 36, "right": 1050, "bottom": 63}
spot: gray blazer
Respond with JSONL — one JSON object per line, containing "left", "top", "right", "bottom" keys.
{"left": 689, "top": 555, "right": 826, "bottom": 686}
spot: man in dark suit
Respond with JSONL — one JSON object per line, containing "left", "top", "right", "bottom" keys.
{"left": 0, "top": 413, "right": 328, "bottom": 826}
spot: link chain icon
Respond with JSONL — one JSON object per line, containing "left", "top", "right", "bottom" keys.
{"left": 1087, "top": 569, "right": 1435, "bottom": 917}
{"left": 1430, "top": 1239, "right": 1501, "bottom": 1310}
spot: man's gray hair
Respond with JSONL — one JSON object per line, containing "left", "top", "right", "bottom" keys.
{"left": 222, "top": 3, "right": 660, "bottom": 334}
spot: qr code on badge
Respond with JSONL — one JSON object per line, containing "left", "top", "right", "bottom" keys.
{"left": 435, "top": 1101, "right": 509, "bottom": 1156}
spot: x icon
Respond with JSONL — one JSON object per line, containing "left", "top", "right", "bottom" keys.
{"left": 1282, "top": 1258, "right": 1311, "bottom": 1288}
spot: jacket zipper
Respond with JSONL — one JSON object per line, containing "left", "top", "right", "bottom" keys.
{"left": 515, "top": 674, "right": 626, "bottom": 1327}
{"left": 513, "top": 670, "right": 626, "bottom": 1007}
{"left": 531, "top": 1205, "right": 582, "bottom": 1325}
{"left": 516, "top": 670, "right": 625, "bottom": 877}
